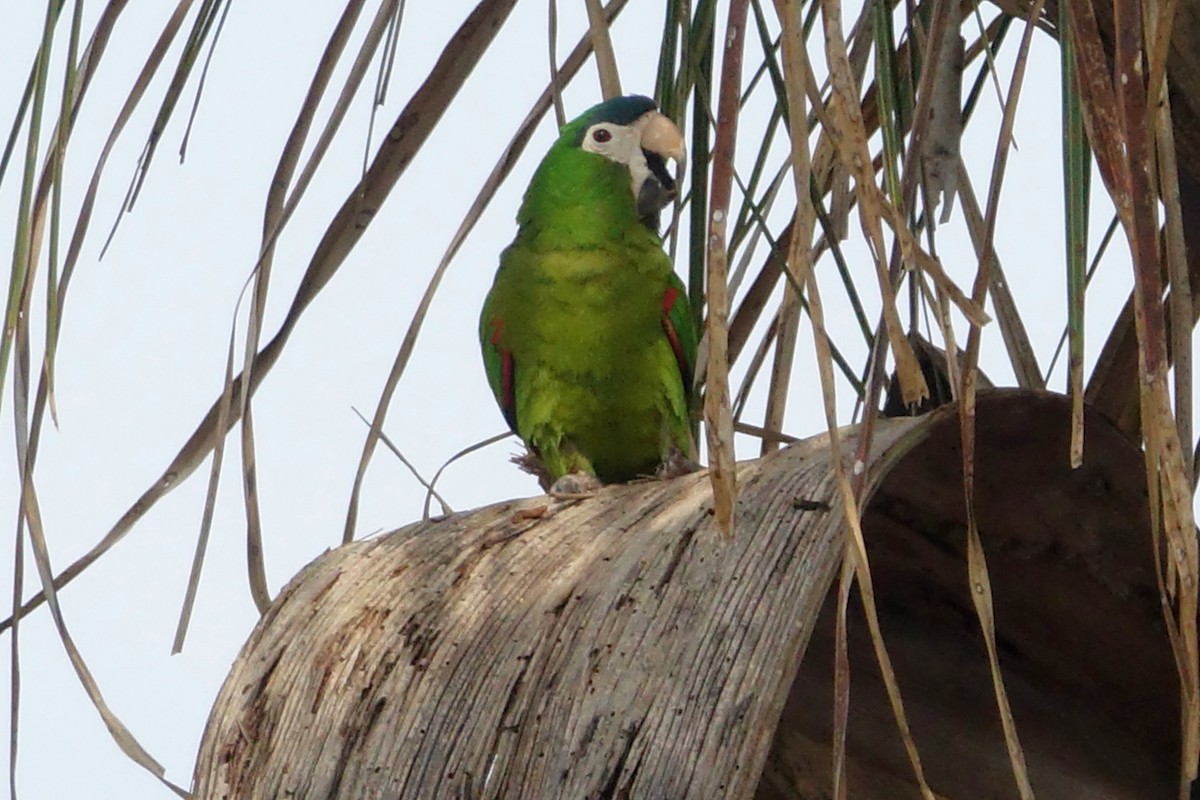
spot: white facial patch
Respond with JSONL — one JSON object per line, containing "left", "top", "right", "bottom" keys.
{"left": 581, "top": 114, "right": 657, "bottom": 202}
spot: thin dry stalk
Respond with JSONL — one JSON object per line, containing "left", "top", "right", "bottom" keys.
{"left": 236, "top": 0, "right": 389, "bottom": 619}
{"left": 954, "top": 157, "right": 1042, "bottom": 388}
{"left": 173, "top": 334, "right": 239, "bottom": 653}
{"left": 1149, "top": 9, "right": 1192, "bottom": 489}
{"left": 776, "top": 2, "right": 934, "bottom": 798}
{"left": 703, "top": 0, "right": 749, "bottom": 538}
{"left": 819, "top": 0, "right": 928, "bottom": 407}
{"left": 179, "top": 0, "right": 378, "bottom": 648}
{"left": 5, "top": 3, "right": 197, "bottom": 789}
{"left": 956, "top": 2, "right": 1047, "bottom": 797}
{"left": 547, "top": 0, "right": 566, "bottom": 126}
{"left": 12, "top": 315, "right": 184, "bottom": 796}
{"left": 96, "top": 0, "right": 202, "bottom": 255}
{"left": 585, "top": 0, "right": 622, "bottom": 98}
{"left": 728, "top": 220, "right": 792, "bottom": 367}
{"left": 849, "top": 0, "right": 1014, "bottom": 498}
{"left": 1062, "top": 0, "right": 1133, "bottom": 230}
{"left": 760, "top": 290, "right": 801, "bottom": 456}
{"left": 1111, "top": 0, "right": 1199, "bottom": 788}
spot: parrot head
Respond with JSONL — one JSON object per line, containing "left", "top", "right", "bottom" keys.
{"left": 558, "top": 95, "right": 686, "bottom": 227}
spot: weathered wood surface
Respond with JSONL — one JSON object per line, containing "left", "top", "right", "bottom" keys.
{"left": 192, "top": 411, "right": 907, "bottom": 799}
{"left": 192, "top": 390, "right": 1176, "bottom": 799}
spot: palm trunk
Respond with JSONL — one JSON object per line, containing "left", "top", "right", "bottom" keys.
{"left": 192, "top": 390, "right": 1173, "bottom": 799}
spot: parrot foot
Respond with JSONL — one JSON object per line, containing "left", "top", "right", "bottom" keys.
{"left": 548, "top": 471, "right": 603, "bottom": 498}
{"left": 655, "top": 448, "right": 701, "bottom": 480}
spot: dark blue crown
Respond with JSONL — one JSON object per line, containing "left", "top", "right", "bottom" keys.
{"left": 566, "top": 95, "right": 659, "bottom": 143}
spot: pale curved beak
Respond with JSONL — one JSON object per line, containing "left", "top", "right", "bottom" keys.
{"left": 639, "top": 112, "right": 687, "bottom": 165}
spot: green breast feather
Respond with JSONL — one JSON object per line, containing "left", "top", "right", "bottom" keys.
{"left": 479, "top": 95, "right": 696, "bottom": 489}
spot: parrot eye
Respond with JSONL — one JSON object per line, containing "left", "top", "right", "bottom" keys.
{"left": 591, "top": 128, "right": 612, "bottom": 143}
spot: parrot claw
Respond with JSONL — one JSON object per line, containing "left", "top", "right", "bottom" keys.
{"left": 548, "top": 471, "right": 603, "bottom": 498}
{"left": 655, "top": 448, "right": 701, "bottom": 480}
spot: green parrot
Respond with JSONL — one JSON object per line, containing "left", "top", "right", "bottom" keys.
{"left": 479, "top": 95, "right": 698, "bottom": 493}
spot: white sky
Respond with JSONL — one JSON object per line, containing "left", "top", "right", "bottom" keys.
{"left": 0, "top": 2, "right": 1151, "bottom": 798}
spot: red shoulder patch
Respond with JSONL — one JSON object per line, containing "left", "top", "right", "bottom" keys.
{"left": 662, "top": 285, "right": 680, "bottom": 313}
{"left": 661, "top": 287, "right": 688, "bottom": 382}
{"left": 490, "top": 318, "right": 517, "bottom": 430}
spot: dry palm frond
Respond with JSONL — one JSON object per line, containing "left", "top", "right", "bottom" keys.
{"left": 8, "top": 0, "right": 1200, "bottom": 795}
